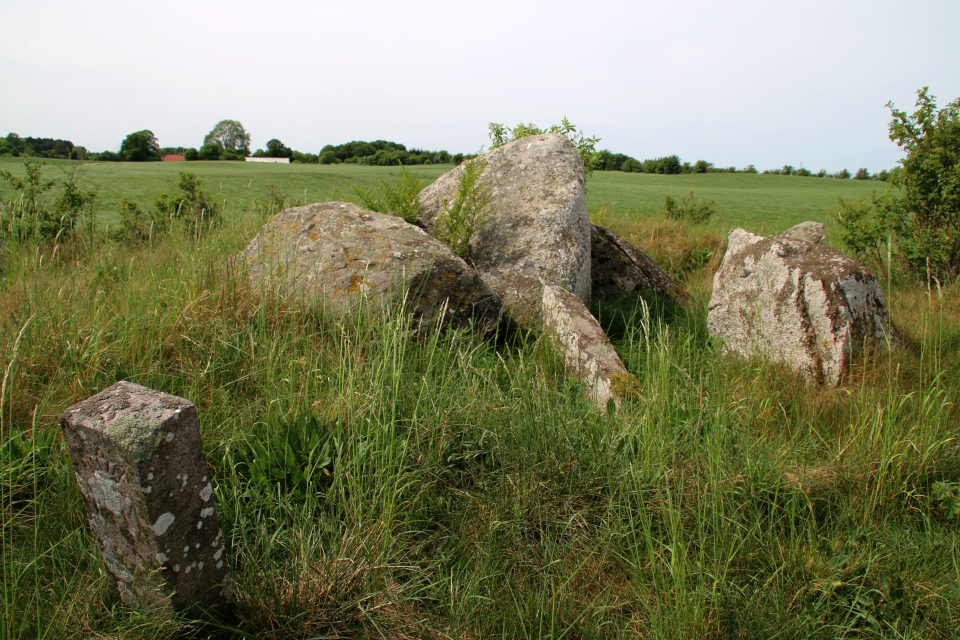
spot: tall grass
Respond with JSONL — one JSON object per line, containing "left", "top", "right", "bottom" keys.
{"left": 1, "top": 194, "right": 958, "bottom": 638}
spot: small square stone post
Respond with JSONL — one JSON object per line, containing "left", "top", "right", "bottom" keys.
{"left": 60, "top": 381, "right": 232, "bottom": 611}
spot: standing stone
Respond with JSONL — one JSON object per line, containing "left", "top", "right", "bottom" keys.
{"left": 541, "top": 285, "right": 638, "bottom": 409}
{"left": 418, "top": 134, "right": 591, "bottom": 321}
{"left": 60, "top": 381, "right": 232, "bottom": 611}
{"left": 707, "top": 228, "right": 895, "bottom": 385}
{"left": 237, "top": 201, "right": 504, "bottom": 333}
{"left": 590, "top": 224, "right": 684, "bottom": 301}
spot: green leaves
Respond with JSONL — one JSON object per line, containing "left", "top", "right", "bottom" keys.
{"left": 433, "top": 156, "right": 493, "bottom": 258}
{"left": 350, "top": 163, "right": 423, "bottom": 223}
{"left": 487, "top": 118, "right": 602, "bottom": 175}
{"left": 227, "top": 413, "right": 337, "bottom": 504}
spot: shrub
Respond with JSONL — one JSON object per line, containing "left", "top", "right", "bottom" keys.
{"left": 620, "top": 158, "right": 641, "bottom": 172}
{"left": 432, "top": 156, "right": 493, "bottom": 257}
{"left": 661, "top": 190, "right": 717, "bottom": 224}
{"left": 836, "top": 87, "right": 960, "bottom": 280}
{"left": 0, "top": 158, "right": 97, "bottom": 241}
{"left": 111, "top": 198, "right": 167, "bottom": 245}
{"left": 351, "top": 164, "right": 423, "bottom": 223}
{"left": 154, "top": 171, "right": 221, "bottom": 233}
{"left": 488, "top": 118, "right": 602, "bottom": 175}
{"left": 854, "top": 168, "right": 871, "bottom": 180}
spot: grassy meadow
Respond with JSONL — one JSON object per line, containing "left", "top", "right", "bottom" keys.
{"left": 2, "top": 158, "right": 959, "bottom": 639}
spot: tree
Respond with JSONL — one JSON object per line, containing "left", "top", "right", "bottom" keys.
{"left": 265, "top": 138, "right": 292, "bottom": 158}
{"left": 120, "top": 130, "right": 161, "bottom": 162}
{"left": 199, "top": 143, "right": 222, "bottom": 161}
{"left": 203, "top": 120, "right": 250, "bottom": 156}
{"left": 835, "top": 87, "right": 960, "bottom": 279}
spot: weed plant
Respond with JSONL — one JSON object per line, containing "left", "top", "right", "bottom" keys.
{"left": 0, "top": 185, "right": 958, "bottom": 638}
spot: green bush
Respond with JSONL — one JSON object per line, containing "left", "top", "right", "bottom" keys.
{"left": 836, "top": 87, "right": 960, "bottom": 280}
{"left": 488, "top": 118, "right": 602, "bottom": 175}
{"left": 0, "top": 158, "right": 97, "bottom": 241}
{"left": 351, "top": 164, "right": 423, "bottom": 223}
{"left": 154, "top": 171, "right": 221, "bottom": 233}
{"left": 661, "top": 190, "right": 716, "bottom": 224}
{"left": 433, "top": 156, "right": 493, "bottom": 258}
{"left": 620, "top": 157, "right": 641, "bottom": 172}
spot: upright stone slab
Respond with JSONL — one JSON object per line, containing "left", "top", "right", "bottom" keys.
{"left": 541, "top": 285, "right": 637, "bottom": 409}
{"left": 60, "top": 381, "right": 232, "bottom": 611}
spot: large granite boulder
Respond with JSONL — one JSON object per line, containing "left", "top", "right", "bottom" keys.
{"left": 237, "top": 201, "right": 503, "bottom": 332}
{"left": 591, "top": 225, "right": 682, "bottom": 300}
{"left": 707, "top": 228, "right": 895, "bottom": 384}
{"left": 418, "top": 133, "right": 591, "bottom": 321}
{"left": 541, "top": 285, "right": 637, "bottom": 409}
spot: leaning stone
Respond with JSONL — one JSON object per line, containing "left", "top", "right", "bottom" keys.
{"left": 779, "top": 221, "right": 827, "bottom": 244}
{"left": 707, "top": 228, "right": 895, "bottom": 385}
{"left": 418, "top": 134, "right": 591, "bottom": 322}
{"left": 60, "top": 381, "right": 232, "bottom": 611}
{"left": 237, "top": 201, "right": 504, "bottom": 333}
{"left": 591, "top": 224, "right": 684, "bottom": 301}
{"left": 541, "top": 285, "right": 637, "bottom": 409}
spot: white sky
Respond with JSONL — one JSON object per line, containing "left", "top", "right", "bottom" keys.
{"left": 2, "top": 0, "right": 958, "bottom": 173}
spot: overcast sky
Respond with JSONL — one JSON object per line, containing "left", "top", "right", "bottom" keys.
{"left": 2, "top": 0, "right": 958, "bottom": 172}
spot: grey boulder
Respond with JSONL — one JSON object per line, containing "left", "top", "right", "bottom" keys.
{"left": 418, "top": 133, "right": 591, "bottom": 321}
{"left": 237, "top": 201, "right": 503, "bottom": 332}
{"left": 591, "top": 224, "right": 682, "bottom": 300}
{"left": 707, "top": 228, "right": 895, "bottom": 384}
{"left": 541, "top": 285, "right": 637, "bottom": 409}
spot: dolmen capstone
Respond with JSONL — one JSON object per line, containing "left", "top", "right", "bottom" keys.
{"left": 419, "top": 134, "right": 639, "bottom": 407}
{"left": 708, "top": 228, "right": 895, "bottom": 384}
{"left": 60, "top": 381, "right": 232, "bottom": 611}
{"left": 237, "top": 201, "right": 504, "bottom": 333}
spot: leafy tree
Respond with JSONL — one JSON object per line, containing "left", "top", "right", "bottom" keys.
{"left": 854, "top": 168, "right": 871, "bottom": 180}
{"left": 836, "top": 87, "right": 960, "bottom": 279}
{"left": 119, "top": 130, "right": 160, "bottom": 162}
{"left": 265, "top": 138, "right": 292, "bottom": 158}
{"left": 199, "top": 142, "right": 222, "bottom": 161}
{"left": 204, "top": 120, "right": 250, "bottom": 156}
{"left": 620, "top": 158, "right": 641, "bottom": 172}
{"left": 184, "top": 148, "right": 199, "bottom": 161}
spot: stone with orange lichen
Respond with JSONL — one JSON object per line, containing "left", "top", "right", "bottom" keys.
{"left": 237, "top": 201, "right": 504, "bottom": 332}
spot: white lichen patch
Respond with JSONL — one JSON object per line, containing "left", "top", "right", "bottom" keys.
{"left": 151, "top": 512, "right": 175, "bottom": 536}
{"left": 199, "top": 483, "right": 213, "bottom": 502}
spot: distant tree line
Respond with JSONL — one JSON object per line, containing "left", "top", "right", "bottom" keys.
{"left": 0, "top": 133, "right": 87, "bottom": 160}
{"left": 0, "top": 127, "right": 893, "bottom": 180}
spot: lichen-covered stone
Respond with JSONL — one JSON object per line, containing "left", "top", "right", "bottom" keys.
{"left": 541, "top": 285, "right": 636, "bottom": 409}
{"left": 779, "top": 221, "right": 827, "bottom": 245}
{"left": 418, "top": 134, "right": 591, "bottom": 321}
{"left": 591, "top": 225, "right": 683, "bottom": 300}
{"left": 707, "top": 228, "right": 895, "bottom": 384}
{"left": 237, "top": 201, "right": 504, "bottom": 332}
{"left": 60, "top": 382, "right": 232, "bottom": 611}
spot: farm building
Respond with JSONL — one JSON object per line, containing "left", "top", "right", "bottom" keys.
{"left": 245, "top": 157, "right": 290, "bottom": 164}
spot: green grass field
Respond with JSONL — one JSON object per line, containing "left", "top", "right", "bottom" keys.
{"left": 2, "top": 158, "right": 958, "bottom": 639}
{"left": 0, "top": 157, "right": 889, "bottom": 235}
